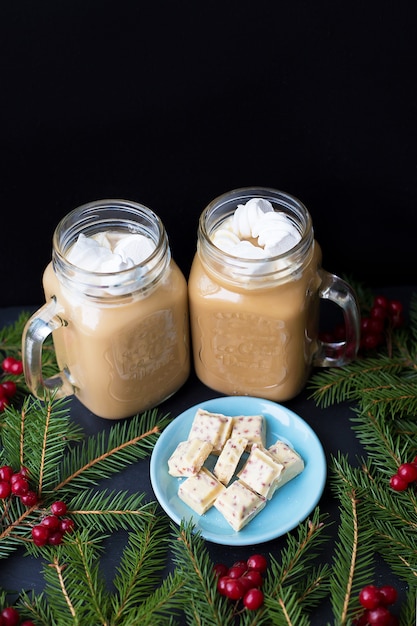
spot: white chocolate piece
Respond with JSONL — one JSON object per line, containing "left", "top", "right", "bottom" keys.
{"left": 268, "top": 440, "right": 305, "bottom": 487}
{"left": 167, "top": 439, "right": 213, "bottom": 477}
{"left": 237, "top": 444, "right": 283, "bottom": 499}
{"left": 178, "top": 467, "right": 226, "bottom": 515}
{"left": 214, "top": 480, "right": 266, "bottom": 531}
{"left": 188, "top": 408, "right": 234, "bottom": 454}
{"left": 213, "top": 436, "right": 248, "bottom": 485}
{"left": 230, "top": 414, "right": 266, "bottom": 451}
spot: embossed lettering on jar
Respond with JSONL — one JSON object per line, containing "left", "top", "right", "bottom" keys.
{"left": 188, "top": 188, "right": 360, "bottom": 402}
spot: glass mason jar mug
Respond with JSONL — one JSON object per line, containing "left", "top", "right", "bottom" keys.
{"left": 22, "top": 199, "right": 190, "bottom": 419}
{"left": 188, "top": 187, "right": 360, "bottom": 402}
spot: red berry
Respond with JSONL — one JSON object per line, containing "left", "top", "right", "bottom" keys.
{"left": 0, "top": 381, "right": 16, "bottom": 398}
{"left": 367, "top": 318, "right": 385, "bottom": 335}
{"left": 359, "top": 584, "right": 382, "bottom": 609}
{"left": 246, "top": 554, "right": 268, "bottom": 573}
{"left": 59, "top": 518, "right": 75, "bottom": 534}
{"left": 21, "top": 622, "right": 36, "bottom": 626}
{"left": 361, "top": 333, "right": 384, "bottom": 351}
{"left": 366, "top": 605, "right": 392, "bottom": 625}
{"left": 389, "top": 474, "right": 408, "bottom": 492}
{"left": 370, "top": 305, "right": 387, "bottom": 321}
{"left": 0, "top": 465, "right": 13, "bottom": 481}
{"left": 2, "top": 357, "right": 18, "bottom": 373}
{"left": 397, "top": 462, "right": 417, "bottom": 484}
{"left": 10, "top": 476, "right": 29, "bottom": 496}
{"left": 20, "top": 490, "right": 38, "bottom": 506}
{"left": 0, "top": 397, "right": 10, "bottom": 411}
{"left": 213, "top": 563, "right": 228, "bottom": 578}
{"left": 31, "top": 524, "right": 50, "bottom": 546}
{"left": 232, "top": 559, "right": 248, "bottom": 569}
{"left": 0, "top": 607, "right": 20, "bottom": 626}
{"left": 0, "top": 480, "right": 12, "bottom": 499}
{"left": 9, "top": 360, "right": 23, "bottom": 375}
{"left": 241, "top": 569, "right": 263, "bottom": 588}
{"left": 217, "top": 576, "right": 230, "bottom": 595}
{"left": 228, "top": 564, "right": 247, "bottom": 578}
{"left": 378, "top": 585, "right": 398, "bottom": 606}
{"left": 373, "top": 295, "right": 389, "bottom": 309}
{"left": 387, "top": 299, "right": 403, "bottom": 316}
{"left": 51, "top": 500, "right": 68, "bottom": 516}
{"left": 19, "top": 466, "right": 30, "bottom": 478}
{"left": 224, "top": 578, "right": 245, "bottom": 600}
{"left": 41, "top": 514, "right": 60, "bottom": 530}
{"left": 243, "top": 587, "right": 264, "bottom": 610}
{"left": 354, "top": 613, "right": 371, "bottom": 626}
{"left": 48, "top": 530, "right": 64, "bottom": 545}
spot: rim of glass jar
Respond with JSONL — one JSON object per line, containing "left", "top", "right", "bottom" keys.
{"left": 52, "top": 199, "right": 171, "bottom": 299}
{"left": 197, "top": 187, "right": 315, "bottom": 287}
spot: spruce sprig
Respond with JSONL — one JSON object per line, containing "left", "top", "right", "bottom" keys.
{"left": 171, "top": 520, "right": 234, "bottom": 626}
{"left": 264, "top": 508, "right": 331, "bottom": 625}
{"left": 56, "top": 408, "right": 171, "bottom": 495}
{"left": 329, "top": 454, "right": 383, "bottom": 625}
{"left": 21, "top": 525, "right": 186, "bottom": 626}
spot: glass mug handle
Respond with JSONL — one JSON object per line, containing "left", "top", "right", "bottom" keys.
{"left": 313, "top": 270, "right": 361, "bottom": 367}
{"left": 22, "top": 297, "right": 74, "bottom": 399}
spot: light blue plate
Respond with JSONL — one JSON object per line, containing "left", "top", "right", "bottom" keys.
{"left": 150, "top": 396, "right": 327, "bottom": 546}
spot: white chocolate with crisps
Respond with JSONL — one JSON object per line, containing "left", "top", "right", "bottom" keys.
{"left": 188, "top": 408, "right": 233, "bottom": 454}
{"left": 167, "top": 408, "right": 305, "bottom": 531}
{"left": 213, "top": 436, "right": 248, "bottom": 486}
{"left": 167, "top": 438, "right": 213, "bottom": 477}
{"left": 178, "top": 467, "right": 226, "bottom": 515}
{"left": 213, "top": 480, "right": 266, "bottom": 531}
{"left": 268, "top": 439, "right": 305, "bottom": 487}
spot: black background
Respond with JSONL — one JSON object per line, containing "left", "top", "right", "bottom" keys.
{"left": 1, "top": 1, "right": 417, "bottom": 307}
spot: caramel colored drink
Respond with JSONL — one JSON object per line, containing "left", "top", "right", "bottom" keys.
{"left": 189, "top": 246, "right": 321, "bottom": 401}
{"left": 23, "top": 200, "right": 190, "bottom": 419}
{"left": 188, "top": 188, "right": 360, "bottom": 402}
{"left": 42, "top": 258, "right": 189, "bottom": 419}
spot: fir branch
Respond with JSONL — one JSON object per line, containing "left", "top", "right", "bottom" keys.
{"left": 121, "top": 572, "right": 185, "bottom": 626}
{"left": 329, "top": 454, "right": 378, "bottom": 624}
{"left": 171, "top": 520, "right": 235, "bottom": 626}
{"left": 111, "top": 519, "right": 186, "bottom": 625}
{"left": 41, "top": 531, "right": 110, "bottom": 625}
{"left": 308, "top": 356, "right": 406, "bottom": 408}
{"left": 1, "top": 395, "right": 84, "bottom": 492}
{"left": 61, "top": 489, "right": 158, "bottom": 534}
{"left": 16, "top": 590, "right": 59, "bottom": 626}
{"left": 263, "top": 586, "right": 311, "bottom": 626}
{"left": 349, "top": 406, "right": 410, "bottom": 473}
{"left": 55, "top": 409, "right": 171, "bottom": 494}
{"left": 265, "top": 509, "right": 331, "bottom": 624}
{"left": 111, "top": 515, "right": 170, "bottom": 619}
{"left": 330, "top": 454, "right": 417, "bottom": 591}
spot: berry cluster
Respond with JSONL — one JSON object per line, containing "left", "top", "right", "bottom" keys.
{"left": 0, "top": 356, "right": 23, "bottom": 412}
{"left": 0, "top": 465, "right": 38, "bottom": 506}
{"left": 359, "top": 295, "right": 404, "bottom": 352}
{"left": 31, "top": 501, "right": 74, "bottom": 546}
{"left": 319, "top": 293, "right": 404, "bottom": 356}
{"left": 354, "top": 583, "right": 398, "bottom": 625}
{"left": 0, "top": 605, "right": 34, "bottom": 626}
{"left": 214, "top": 554, "right": 267, "bottom": 611}
{"left": 389, "top": 457, "right": 417, "bottom": 492}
